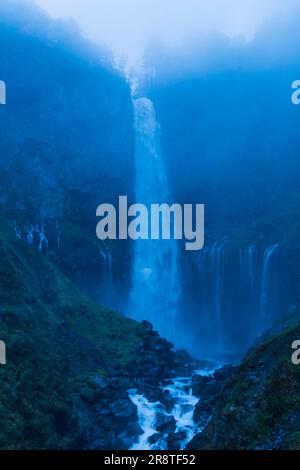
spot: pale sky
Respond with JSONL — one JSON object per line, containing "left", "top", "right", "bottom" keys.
{"left": 32, "top": 0, "right": 300, "bottom": 65}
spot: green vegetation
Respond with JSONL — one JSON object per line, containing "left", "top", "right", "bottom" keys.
{"left": 0, "top": 216, "right": 142, "bottom": 449}
{"left": 192, "top": 314, "right": 300, "bottom": 449}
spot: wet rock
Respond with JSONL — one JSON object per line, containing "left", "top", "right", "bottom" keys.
{"left": 142, "top": 386, "right": 165, "bottom": 405}
{"left": 175, "top": 349, "right": 191, "bottom": 363}
{"left": 163, "top": 379, "right": 174, "bottom": 386}
{"left": 213, "top": 365, "right": 235, "bottom": 381}
{"left": 192, "top": 375, "right": 214, "bottom": 397}
{"left": 92, "top": 376, "right": 109, "bottom": 390}
{"left": 193, "top": 381, "right": 220, "bottom": 400}
{"left": 160, "top": 389, "right": 176, "bottom": 413}
{"left": 147, "top": 366, "right": 162, "bottom": 378}
{"left": 180, "top": 404, "right": 194, "bottom": 415}
{"left": 155, "top": 413, "right": 176, "bottom": 433}
{"left": 148, "top": 432, "right": 163, "bottom": 445}
{"left": 89, "top": 438, "right": 106, "bottom": 450}
{"left": 141, "top": 320, "right": 154, "bottom": 332}
{"left": 108, "top": 398, "right": 138, "bottom": 423}
{"left": 126, "top": 421, "right": 144, "bottom": 438}
{"left": 96, "top": 402, "right": 111, "bottom": 417}
{"left": 167, "top": 431, "right": 187, "bottom": 450}
{"left": 193, "top": 400, "right": 212, "bottom": 428}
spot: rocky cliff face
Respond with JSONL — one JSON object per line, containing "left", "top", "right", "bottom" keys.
{"left": 0, "top": 217, "right": 196, "bottom": 450}
{"left": 0, "top": 4, "right": 135, "bottom": 308}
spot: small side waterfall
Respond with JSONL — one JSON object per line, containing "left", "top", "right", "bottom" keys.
{"left": 240, "top": 244, "right": 257, "bottom": 299}
{"left": 37, "top": 223, "right": 48, "bottom": 252}
{"left": 128, "top": 97, "right": 180, "bottom": 341}
{"left": 259, "top": 244, "right": 279, "bottom": 329}
{"left": 99, "top": 242, "right": 114, "bottom": 308}
{"left": 25, "top": 223, "right": 49, "bottom": 253}
{"left": 196, "top": 241, "right": 281, "bottom": 356}
{"left": 14, "top": 220, "right": 22, "bottom": 239}
{"left": 248, "top": 244, "right": 256, "bottom": 299}
{"left": 210, "top": 242, "right": 225, "bottom": 353}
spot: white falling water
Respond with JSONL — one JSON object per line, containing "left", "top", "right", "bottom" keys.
{"left": 163, "top": 377, "right": 200, "bottom": 448}
{"left": 260, "top": 243, "right": 279, "bottom": 329}
{"left": 129, "top": 394, "right": 163, "bottom": 450}
{"left": 37, "top": 223, "right": 48, "bottom": 252}
{"left": 128, "top": 97, "right": 180, "bottom": 341}
{"left": 209, "top": 242, "right": 224, "bottom": 353}
{"left": 99, "top": 242, "right": 114, "bottom": 308}
{"left": 129, "top": 365, "right": 220, "bottom": 450}
{"left": 248, "top": 245, "right": 256, "bottom": 298}
{"left": 14, "top": 220, "right": 21, "bottom": 239}
{"left": 240, "top": 244, "right": 257, "bottom": 298}
{"left": 197, "top": 240, "right": 281, "bottom": 353}
{"left": 26, "top": 223, "right": 48, "bottom": 252}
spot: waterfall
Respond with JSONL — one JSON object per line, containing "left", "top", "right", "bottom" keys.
{"left": 248, "top": 245, "right": 256, "bottom": 298}
{"left": 196, "top": 239, "right": 282, "bottom": 355}
{"left": 99, "top": 242, "right": 114, "bottom": 308}
{"left": 14, "top": 220, "right": 22, "bottom": 239}
{"left": 128, "top": 97, "right": 180, "bottom": 341}
{"left": 208, "top": 242, "right": 224, "bottom": 353}
{"left": 240, "top": 244, "right": 257, "bottom": 298}
{"left": 26, "top": 225, "right": 34, "bottom": 245}
{"left": 37, "top": 223, "right": 48, "bottom": 252}
{"left": 259, "top": 244, "right": 279, "bottom": 329}
{"left": 25, "top": 223, "right": 48, "bottom": 253}
{"left": 195, "top": 242, "right": 225, "bottom": 355}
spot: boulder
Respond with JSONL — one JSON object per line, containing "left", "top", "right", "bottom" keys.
{"left": 213, "top": 365, "right": 235, "bottom": 381}
{"left": 155, "top": 413, "right": 176, "bottom": 433}
{"left": 109, "top": 398, "right": 138, "bottom": 423}
{"left": 148, "top": 432, "right": 163, "bottom": 445}
{"left": 167, "top": 431, "right": 187, "bottom": 450}
{"left": 160, "top": 389, "right": 176, "bottom": 413}
{"left": 141, "top": 320, "right": 154, "bottom": 332}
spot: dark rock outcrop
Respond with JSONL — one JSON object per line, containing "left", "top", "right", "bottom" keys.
{"left": 155, "top": 414, "right": 176, "bottom": 434}
{"left": 188, "top": 319, "right": 300, "bottom": 450}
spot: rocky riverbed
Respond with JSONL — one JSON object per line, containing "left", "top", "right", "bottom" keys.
{"left": 129, "top": 369, "right": 217, "bottom": 450}
{"left": 79, "top": 320, "right": 231, "bottom": 450}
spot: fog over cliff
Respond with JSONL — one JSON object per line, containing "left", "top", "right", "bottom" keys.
{"left": 34, "top": 0, "right": 300, "bottom": 65}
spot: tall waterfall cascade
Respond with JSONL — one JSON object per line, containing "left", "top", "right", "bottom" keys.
{"left": 128, "top": 97, "right": 180, "bottom": 341}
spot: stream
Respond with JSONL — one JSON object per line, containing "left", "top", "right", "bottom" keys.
{"left": 129, "top": 365, "right": 219, "bottom": 450}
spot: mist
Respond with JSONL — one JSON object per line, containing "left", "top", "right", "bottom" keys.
{"left": 33, "top": 0, "right": 300, "bottom": 65}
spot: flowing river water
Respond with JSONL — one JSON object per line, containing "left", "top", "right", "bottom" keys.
{"left": 129, "top": 365, "right": 219, "bottom": 450}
